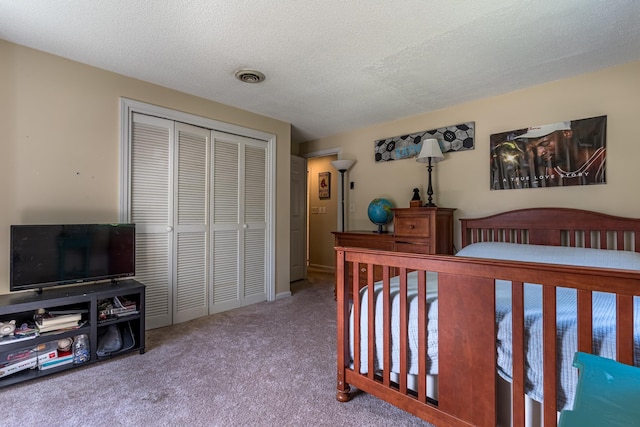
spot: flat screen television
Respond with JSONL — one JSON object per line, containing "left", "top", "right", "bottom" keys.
{"left": 10, "top": 223, "right": 136, "bottom": 292}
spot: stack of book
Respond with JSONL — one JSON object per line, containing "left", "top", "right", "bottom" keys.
{"left": 0, "top": 355, "right": 38, "bottom": 378}
{"left": 35, "top": 312, "right": 83, "bottom": 333}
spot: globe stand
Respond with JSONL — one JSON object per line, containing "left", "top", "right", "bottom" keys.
{"left": 373, "top": 224, "right": 389, "bottom": 234}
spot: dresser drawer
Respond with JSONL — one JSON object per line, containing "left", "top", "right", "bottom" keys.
{"left": 395, "top": 241, "right": 432, "bottom": 254}
{"left": 340, "top": 238, "right": 394, "bottom": 251}
{"left": 334, "top": 232, "right": 394, "bottom": 251}
{"left": 394, "top": 215, "right": 431, "bottom": 238}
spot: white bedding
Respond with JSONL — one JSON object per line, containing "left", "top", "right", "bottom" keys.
{"left": 350, "top": 242, "right": 640, "bottom": 410}
{"left": 349, "top": 270, "right": 439, "bottom": 375}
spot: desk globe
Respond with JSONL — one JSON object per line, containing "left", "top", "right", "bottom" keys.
{"left": 367, "top": 198, "right": 394, "bottom": 233}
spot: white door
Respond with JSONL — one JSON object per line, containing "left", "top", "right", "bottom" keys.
{"left": 173, "top": 122, "right": 209, "bottom": 324}
{"left": 129, "top": 116, "right": 210, "bottom": 329}
{"left": 210, "top": 131, "right": 268, "bottom": 313}
{"left": 290, "top": 155, "right": 306, "bottom": 281}
{"left": 129, "top": 113, "right": 174, "bottom": 329}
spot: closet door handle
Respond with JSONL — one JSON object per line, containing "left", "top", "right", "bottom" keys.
{"left": 243, "top": 224, "right": 249, "bottom": 229}
{"left": 166, "top": 226, "right": 173, "bottom": 232}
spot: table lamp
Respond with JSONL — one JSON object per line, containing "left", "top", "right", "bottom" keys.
{"left": 416, "top": 139, "right": 444, "bottom": 207}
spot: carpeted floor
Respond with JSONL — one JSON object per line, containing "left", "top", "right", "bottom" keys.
{"left": 2, "top": 271, "right": 432, "bottom": 426}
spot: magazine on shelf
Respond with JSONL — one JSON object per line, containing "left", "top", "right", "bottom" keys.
{"left": 116, "top": 309, "right": 139, "bottom": 317}
{"left": 0, "top": 333, "right": 38, "bottom": 346}
{"left": 98, "top": 296, "right": 138, "bottom": 321}
{"left": 0, "top": 356, "right": 38, "bottom": 378}
{"left": 0, "top": 347, "right": 37, "bottom": 365}
{"left": 39, "top": 353, "right": 73, "bottom": 370}
{"left": 13, "top": 323, "right": 39, "bottom": 337}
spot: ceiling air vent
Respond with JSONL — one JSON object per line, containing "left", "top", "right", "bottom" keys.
{"left": 235, "top": 69, "right": 266, "bottom": 84}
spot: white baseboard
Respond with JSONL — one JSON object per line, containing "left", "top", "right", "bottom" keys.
{"left": 275, "top": 291, "right": 292, "bottom": 300}
{"left": 307, "top": 264, "right": 335, "bottom": 273}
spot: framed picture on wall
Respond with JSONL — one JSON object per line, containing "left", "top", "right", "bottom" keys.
{"left": 319, "top": 172, "right": 331, "bottom": 199}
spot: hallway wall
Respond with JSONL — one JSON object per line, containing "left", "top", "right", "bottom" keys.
{"left": 307, "top": 155, "right": 338, "bottom": 270}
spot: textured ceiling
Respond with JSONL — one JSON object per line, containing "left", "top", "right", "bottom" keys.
{"left": 2, "top": 1, "right": 640, "bottom": 143}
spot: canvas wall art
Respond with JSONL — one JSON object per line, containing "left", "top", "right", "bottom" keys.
{"left": 374, "top": 122, "right": 475, "bottom": 162}
{"left": 490, "top": 115, "right": 606, "bottom": 190}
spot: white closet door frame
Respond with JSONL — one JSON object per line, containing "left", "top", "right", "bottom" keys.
{"left": 119, "top": 98, "right": 277, "bottom": 309}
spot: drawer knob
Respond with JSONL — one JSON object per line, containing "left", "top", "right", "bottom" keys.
{"left": 409, "top": 224, "right": 415, "bottom": 229}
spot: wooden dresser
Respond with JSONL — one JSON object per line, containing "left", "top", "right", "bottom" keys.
{"left": 333, "top": 207, "right": 455, "bottom": 296}
{"left": 392, "top": 207, "right": 455, "bottom": 255}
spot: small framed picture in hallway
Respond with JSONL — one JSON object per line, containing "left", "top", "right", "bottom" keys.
{"left": 318, "top": 172, "right": 331, "bottom": 199}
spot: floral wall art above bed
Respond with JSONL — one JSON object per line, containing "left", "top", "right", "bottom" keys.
{"left": 490, "top": 115, "right": 607, "bottom": 190}
{"left": 374, "top": 122, "right": 475, "bottom": 162}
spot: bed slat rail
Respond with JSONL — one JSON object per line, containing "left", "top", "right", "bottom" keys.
{"left": 577, "top": 290, "right": 593, "bottom": 353}
{"left": 512, "top": 281, "right": 526, "bottom": 427}
{"left": 352, "top": 261, "right": 361, "bottom": 376}
{"left": 417, "top": 270, "right": 428, "bottom": 402}
{"left": 366, "top": 262, "right": 375, "bottom": 382}
{"left": 617, "top": 294, "right": 634, "bottom": 365}
{"left": 543, "top": 285, "right": 558, "bottom": 425}
{"left": 383, "top": 266, "right": 391, "bottom": 387}
{"left": 336, "top": 246, "right": 640, "bottom": 427}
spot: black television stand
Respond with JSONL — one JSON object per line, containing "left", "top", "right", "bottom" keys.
{"left": 0, "top": 279, "right": 145, "bottom": 388}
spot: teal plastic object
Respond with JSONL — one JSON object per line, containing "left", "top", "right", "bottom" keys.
{"left": 558, "top": 352, "right": 640, "bottom": 427}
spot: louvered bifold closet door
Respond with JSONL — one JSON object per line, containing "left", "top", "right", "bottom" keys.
{"left": 130, "top": 113, "right": 174, "bottom": 329}
{"left": 211, "top": 134, "right": 241, "bottom": 313}
{"left": 243, "top": 143, "right": 267, "bottom": 304}
{"left": 210, "top": 132, "right": 268, "bottom": 313}
{"left": 173, "top": 123, "right": 209, "bottom": 324}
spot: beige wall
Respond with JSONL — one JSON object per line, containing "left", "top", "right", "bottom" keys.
{"left": 0, "top": 40, "right": 291, "bottom": 295}
{"left": 300, "top": 60, "right": 640, "bottom": 252}
{"left": 307, "top": 155, "right": 338, "bottom": 270}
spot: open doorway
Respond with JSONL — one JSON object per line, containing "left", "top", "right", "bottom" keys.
{"left": 306, "top": 154, "right": 339, "bottom": 273}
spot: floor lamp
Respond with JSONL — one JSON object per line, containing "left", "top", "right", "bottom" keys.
{"left": 330, "top": 159, "right": 356, "bottom": 231}
{"left": 416, "top": 139, "right": 444, "bottom": 207}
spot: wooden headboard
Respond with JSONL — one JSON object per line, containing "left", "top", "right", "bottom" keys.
{"left": 460, "top": 208, "right": 640, "bottom": 252}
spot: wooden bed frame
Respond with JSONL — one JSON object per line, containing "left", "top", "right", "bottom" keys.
{"left": 335, "top": 208, "right": 640, "bottom": 427}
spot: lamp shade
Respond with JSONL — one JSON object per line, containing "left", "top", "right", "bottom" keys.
{"left": 330, "top": 159, "right": 356, "bottom": 171}
{"left": 416, "top": 139, "right": 444, "bottom": 163}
